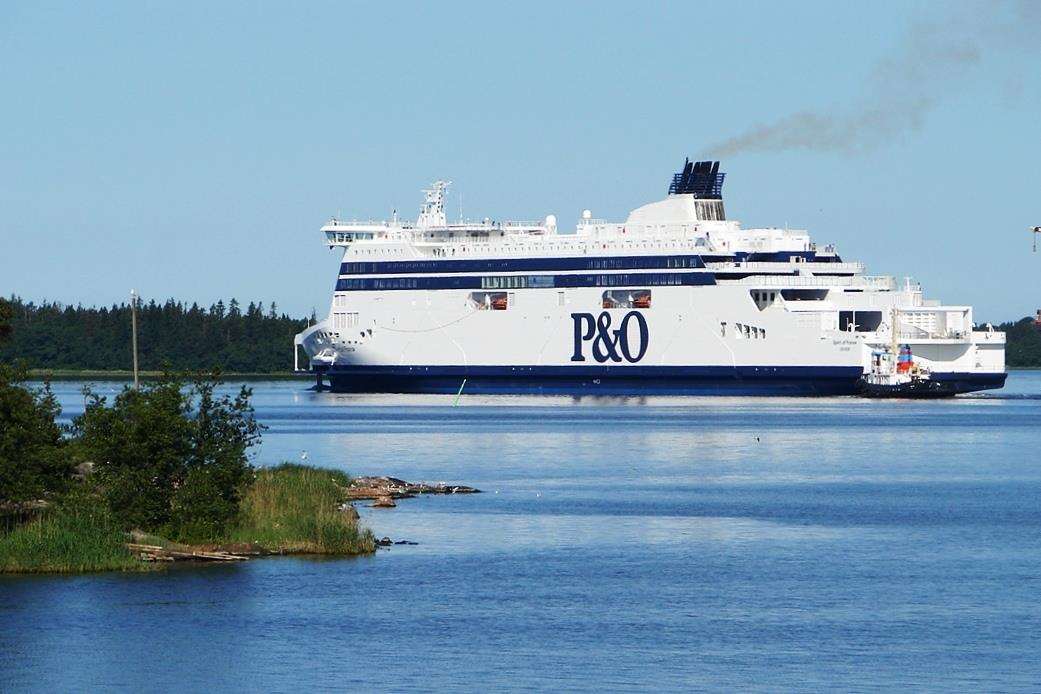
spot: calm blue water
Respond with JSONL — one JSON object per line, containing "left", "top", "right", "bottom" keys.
{"left": 3, "top": 373, "right": 1041, "bottom": 691}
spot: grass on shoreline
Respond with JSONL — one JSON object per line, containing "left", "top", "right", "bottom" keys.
{"left": 230, "top": 464, "right": 375, "bottom": 555}
{"left": 0, "top": 493, "right": 153, "bottom": 574}
{"left": 0, "top": 464, "right": 374, "bottom": 574}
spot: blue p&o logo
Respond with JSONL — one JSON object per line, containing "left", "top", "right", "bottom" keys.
{"left": 570, "top": 311, "right": 649, "bottom": 364}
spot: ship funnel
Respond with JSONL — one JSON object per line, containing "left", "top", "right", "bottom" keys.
{"left": 668, "top": 158, "right": 725, "bottom": 199}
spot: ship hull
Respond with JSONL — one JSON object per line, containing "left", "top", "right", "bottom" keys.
{"left": 324, "top": 364, "right": 861, "bottom": 396}
{"left": 324, "top": 366, "right": 1006, "bottom": 396}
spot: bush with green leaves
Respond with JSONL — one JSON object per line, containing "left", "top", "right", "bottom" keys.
{"left": 0, "top": 365, "right": 71, "bottom": 505}
{"left": 74, "top": 374, "right": 263, "bottom": 542}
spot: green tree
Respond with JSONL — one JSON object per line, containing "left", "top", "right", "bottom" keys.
{"left": 997, "top": 317, "right": 1041, "bottom": 367}
{"left": 74, "top": 374, "right": 263, "bottom": 541}
{"left": 170, "top": 379, "right": 263, "bottom": 540}
{"left": 0, "top": 366, "right": 71, "bottom": 504}
{"left": 0, "top": 298, "right": 12, "bottom": 343}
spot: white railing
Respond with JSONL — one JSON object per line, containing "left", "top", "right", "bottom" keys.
{"left": 726, "top": 275, "right": 849, "bottom": 287}
{"left": 706, "top": 261, "right": 865, "bottom": 273}
{"left": 895, "top": 330, "right": 968, "bottom": 341}
{"left": 861, "top": 276, "right": 897, "bottom": 290}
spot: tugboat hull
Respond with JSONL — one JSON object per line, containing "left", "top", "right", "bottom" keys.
{"left": 857, "top": 372, "right": 1007, "bottom": 398}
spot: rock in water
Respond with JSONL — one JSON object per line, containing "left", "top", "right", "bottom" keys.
{"left": 372, "top": 496, "right": 396, "bottom": 508}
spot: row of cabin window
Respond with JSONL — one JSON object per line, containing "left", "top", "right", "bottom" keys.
{"left": 336, "top": 273, "right": 699, "bottom": 291}
{"left": 481, "top": 275, "right": 554, "bottom": 289}
{"left": 333, "top": 232, "right": 374, "bottom": 243}
{"left": 341, "top": 256, "right": 702, "bottom": 275}
{"left": 332, "top": 312, "right": 360, "bottom": 330}
{"left": 721, "top": 321, "right": 766, "bottom": 339}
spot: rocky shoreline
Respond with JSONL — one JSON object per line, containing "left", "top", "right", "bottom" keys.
{"left": 345, "top": 476, "right": 480, "bottom": 509}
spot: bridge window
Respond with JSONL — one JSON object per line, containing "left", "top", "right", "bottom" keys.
{"left": 602, "top": 290, "right": 652, "bottom": 310}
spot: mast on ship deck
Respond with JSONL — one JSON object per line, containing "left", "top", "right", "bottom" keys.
{"left": 417, "top": 181, "right": 450, "bottom": 229}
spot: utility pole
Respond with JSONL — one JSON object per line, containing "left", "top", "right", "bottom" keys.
{"left": 130, "top": 289, "right": 140, "bottom": 390}
{"left": 1032, "top": 226, "right": 1040, "bottom": 252}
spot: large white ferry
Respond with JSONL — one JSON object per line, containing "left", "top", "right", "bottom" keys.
{"left": 295, "top": 160, "right": 1006, "bottom": 396}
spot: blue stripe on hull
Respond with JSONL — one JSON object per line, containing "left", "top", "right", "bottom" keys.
{"left": 335, "top": 272, "right": 715, "bottom": 292}
{"left": 324, "top": 365, "right": 865, "bottom": 396}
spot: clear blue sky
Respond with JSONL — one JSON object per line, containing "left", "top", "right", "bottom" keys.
{"left": 2, "top": 1, "right": 1038, "bottom": 321}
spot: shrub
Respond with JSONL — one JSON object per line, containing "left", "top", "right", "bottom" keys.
{"left": 0, "top": 365, "right": 71, "bottom": 504}
{"left": 74, "top": 374, "right": 262, "bottom": 541}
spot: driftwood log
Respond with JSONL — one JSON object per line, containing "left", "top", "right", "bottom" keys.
{"left": 127, "top": 543, "right": 249, "bottom": 562}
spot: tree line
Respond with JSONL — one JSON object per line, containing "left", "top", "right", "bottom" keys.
{"left": 0, "top": 296, "right": 312, "bottom": 373}
{"left": 999, "top": 317, "right": 1041, "bottom": 368}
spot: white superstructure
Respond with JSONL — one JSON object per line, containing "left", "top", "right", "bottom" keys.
{"left": 295, "top": 160, "right": 1005, "bottom": 396}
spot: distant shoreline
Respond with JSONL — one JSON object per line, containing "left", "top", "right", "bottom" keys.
{"left": 27, "top": 370, "right": 312, "bottom": 381}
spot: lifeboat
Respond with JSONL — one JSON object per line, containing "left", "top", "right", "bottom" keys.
{"left": 491, "top": 296, "right": 508, "bottom": 311}
{"left": 633, "top": 293, "right": 652, "bottom": 309}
